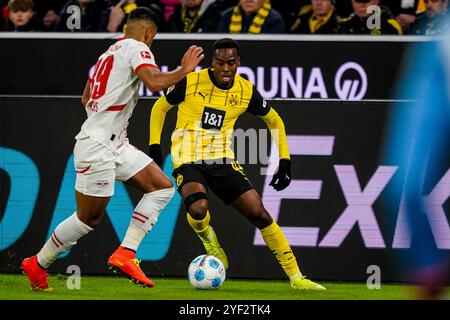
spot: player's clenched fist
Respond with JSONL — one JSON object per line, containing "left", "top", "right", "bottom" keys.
{"left": 180, "top": 45, "right": 204, "bottom": 74}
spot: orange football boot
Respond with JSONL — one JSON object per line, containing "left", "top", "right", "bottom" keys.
{"left": 21, "top": 256, "right": 52, "bottom": 291}
{"left": 107, "top": 246, "right": 154, "bottom": 288}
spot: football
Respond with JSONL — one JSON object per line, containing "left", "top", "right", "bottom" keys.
{"left": 188, "top": 254, "right": 226, "bottom": 289}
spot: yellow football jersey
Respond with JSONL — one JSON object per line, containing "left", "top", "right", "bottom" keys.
{"left": 164, "top": 68, "right": 270, "bottom": 168}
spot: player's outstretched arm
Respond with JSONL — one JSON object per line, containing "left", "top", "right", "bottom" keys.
{"left": 137, "top": 45, "right": 204, "bottom": 92}
{"left": 259, "top": 108, "right": 292, "bottom": 191}
{"left": 148, "top": 95, "right": 174, "bottom": 167}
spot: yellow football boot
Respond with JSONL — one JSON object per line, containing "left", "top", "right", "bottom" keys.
{"left": 291, "top": 276, "right": 326, "bottom": 290}
{"left": 201, "top": 227, "right": 229, "bottom": 270}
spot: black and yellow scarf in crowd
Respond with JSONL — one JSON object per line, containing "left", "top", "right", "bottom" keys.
{"left": 229, "top": 0, "right": 271, "bottom": 34}
{"left": 181, "top": 6, "right": 201, "bottom": 33}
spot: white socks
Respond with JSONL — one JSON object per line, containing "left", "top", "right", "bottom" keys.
{"left": 121, "top": 187, "right": 175, "bottom": 251}
{"left": 36, "top": 187, "right": 175, "bottom": 268}
{"left": 37, "top": 212, "right": 93, "bottom": 269}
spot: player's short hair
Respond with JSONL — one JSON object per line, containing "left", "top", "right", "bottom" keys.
{"left": 128, "top": 7, "right": 160, "bottom": 28}
{"left": 8, "top": 0, "right": 34, "bottom": 12}
{"left": 212, "top": 38, "right": 240, "bottom": 56}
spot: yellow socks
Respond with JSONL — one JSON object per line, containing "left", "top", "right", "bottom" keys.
{"left": 187, "top": 213, "right": 301, "bottom": 279}
{"left": 187, "top": 210, "right": 212, "bottom": 241}
{"left": 260, "top": 220, "right": 302, "bottom": 280}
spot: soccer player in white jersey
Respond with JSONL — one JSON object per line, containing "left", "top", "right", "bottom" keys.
{"left": 21, "top": 7, "right": 204, "bottom": 290}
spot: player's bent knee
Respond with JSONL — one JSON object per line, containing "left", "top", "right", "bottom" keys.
{"left": 160, "top": 177, "right": 174, "bottom": 190}
{"left": 187, "top": 199, "right": 209, "bottom": 220}
{"left": 138, "top": 187, "right": 175, "bottom": 228}
{"left": 146, "top": 187, "right": 175, "bottom": 208}
{"left": 165, "top": 186, "right": 176, "bottom": 201}
{"left": 184, "top": 192, "right": 208, "bottom": 209}
{"left": 140, "top": 178, "right": 173, "bottom": 193}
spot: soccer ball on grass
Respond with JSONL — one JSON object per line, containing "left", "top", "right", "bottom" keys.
{"left": 188, "top": 254, "right": 226, "bottom": 289}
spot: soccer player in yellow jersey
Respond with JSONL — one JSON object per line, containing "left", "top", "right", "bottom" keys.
{"left": 149, "top": 38, "right": 325, "bottom": 290}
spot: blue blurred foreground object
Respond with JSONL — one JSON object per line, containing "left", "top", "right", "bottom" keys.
{"left": 385, "top": 21, "right": 450, "bottom": 299}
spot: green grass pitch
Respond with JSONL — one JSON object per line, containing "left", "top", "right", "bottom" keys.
{"left": 1, "top": 273, "right": 449, "bottom": 300}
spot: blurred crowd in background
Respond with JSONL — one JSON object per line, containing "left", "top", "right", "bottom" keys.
{"left": 0, "top": 0, "right": 448, "bottom": 35}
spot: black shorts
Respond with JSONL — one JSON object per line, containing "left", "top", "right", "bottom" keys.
{"left": 172, "top": 159, "right": 254, "bottom": 205}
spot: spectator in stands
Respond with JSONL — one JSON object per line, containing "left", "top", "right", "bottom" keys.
{"left": 271, "top": 0, "right": 307, "bottom": 32}
{"left": 388, "top": 0, "right": 420, "bottom": 33}
{"left": 217, "top": 0, "right": 285, "bottom": 34}
{"left": 41, "top": 9, "right": 60, "bottom": 31}
{"left": 159, "top": 0, "right": 180, "bottom": 23}
{"left": 336, "top": 0, "right": 354, "bottom": 18}
{"left": 106, "top": 0, "right": 163, "bottom": 33}
{"left": 6, "top": 0, "right": 39, "bottom": 31}
{"left": 165, "top": 0, "right": 224, "bottom": 32}
{"left": 290, "top": 0, "right": 339, "bottom": 34}
{"left": 56, "top": 0, "right": 109, "bottom": 32}
{"left": 338, "top": 0, "right": 403, "bottom": 35}
{"left": 409, "top": 0, "right": 449, "bottom": 35}
{"left": 37, "top": 0, "right": 64, "bottom": 31}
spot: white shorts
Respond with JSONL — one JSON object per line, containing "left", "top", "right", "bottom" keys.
{"left": 73, "top": 137, "right": 152, "bottom": 197}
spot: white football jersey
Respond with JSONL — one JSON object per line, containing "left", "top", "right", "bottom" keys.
{"left": 75, "top": 38, "right": 157, "bottom": 152}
